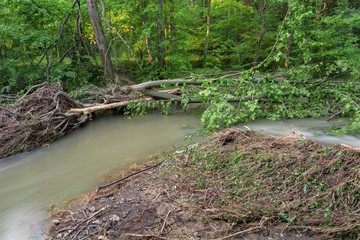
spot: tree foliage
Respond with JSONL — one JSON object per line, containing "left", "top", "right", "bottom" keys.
{"left": 0, "top": 0, "right": 359, "bottom": 133}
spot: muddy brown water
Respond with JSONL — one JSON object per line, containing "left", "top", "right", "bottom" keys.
{"left": 0, "top": 115, "right": 359, "bottom": 240}
{"left": 0, "top": 114, "right": 200, "bottom": 240}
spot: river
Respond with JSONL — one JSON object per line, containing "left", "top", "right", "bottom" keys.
{"left": 0, "top": 114, "right": 200, "bottom": 240}
{"left": 0, "top": 115, "right": 359, "bottom": 240}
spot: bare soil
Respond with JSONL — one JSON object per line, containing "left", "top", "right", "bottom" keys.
{"left": 46, "top": 129, "right": 360, "bottom": 240}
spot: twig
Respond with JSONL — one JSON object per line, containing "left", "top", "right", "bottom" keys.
{"left": 126, "top": 233, "right": 172, "bottom": 240}
{"left": 61, "top": 206, "right": 107, "bottom": 240}
{"left": 18, "top": 82, "right": 48, "bottom": 102}
{"left": 160, "top": 210, "right": 172, "bottom": 234}
{"left": 152, "top": 191, "right": 163, "bottom": 201}
{"left": 213, "top": 226, "right": 263, "bottom": 240}
{"left": 96, "top": 161, "right": 164, "bottom": 193}
{"left": 58, "top": 227, "right": 73, "bottom": 233}
{"left": 255, "top": 7, "right": 289, "bottom": 69}
{"left": 326, "top": 110, "right": 342, "bottom": 121}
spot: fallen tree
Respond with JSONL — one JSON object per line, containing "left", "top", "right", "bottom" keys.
{"left": 68, "top": 97, "right": 153, "bottom": 114}
{"left": 0, "top": 79, "right": 208, "bottom": 158}
{"left": 1, "top": 70, "right": 359, "bottom": 158}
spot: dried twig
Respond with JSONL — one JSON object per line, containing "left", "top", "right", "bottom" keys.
{"left": 126, "top": 233, "right": 172, "bottom": 240}
{"left": 160, "top": 210, "right": 172, "bottom": 234}
{"left": 213, "top": 226, "right": 263, "bottom": 240}
{"left": 96, "top": 160, "right": 164, "bottom": 193}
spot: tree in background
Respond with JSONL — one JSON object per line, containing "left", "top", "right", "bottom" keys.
{"left": 86, "top": 0, "right": 115, "bottom": 83}
{"left": 0, "top": 0, "right": 359, "bottom": 133}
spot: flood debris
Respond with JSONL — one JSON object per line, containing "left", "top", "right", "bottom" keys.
{"left": 46, "top": 129, "right": 359, "bottom": 239}
{"left": 0, "top": 83, "right": 87, "bottom": 158}
{"left": 0, "top": 83, "right": 140, "bottom": 159}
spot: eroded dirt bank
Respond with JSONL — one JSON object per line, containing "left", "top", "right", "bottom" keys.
{"left": 46, "top": 129, "right": 359, "bottom": 240}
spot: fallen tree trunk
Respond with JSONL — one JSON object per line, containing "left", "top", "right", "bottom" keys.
{"left": 68, "top": 98, "right": 153, "bottom": 114}
{"left": 128, "top": 73, "right": 289, "bottom": 91}
{"left": 66, "top": 75, "right": 270, "bottom": 115}
{"left": 68, "top": 90, "right": 268, "bottom": 115}
{"left": 145, "top": 90, "right": 267, "bottom": 103}
{"left": 129, "top": 78, "right": 204, "bottom": 90}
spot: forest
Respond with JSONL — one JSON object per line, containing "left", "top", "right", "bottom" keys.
{"left": 0, "top": 0, "right": 359, "bottom": 133}
{"left": 1, "top": 1, "right": 360, "bottom": 239}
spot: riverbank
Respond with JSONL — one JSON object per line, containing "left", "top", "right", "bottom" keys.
{"left": 46, "top": 128, "right": 359, "bottom": 239}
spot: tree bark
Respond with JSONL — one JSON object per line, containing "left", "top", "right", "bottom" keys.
{"left": 203, "top": 0, "right": 211, "bottom": 66}
{"left": 129, "top": 78, "right": 203, "bottom": 90}
{"left": 156, "top": 0, "right": 165, "bottom": 68}
{"left": 69, "top": 98, "right": 153, "bottom": 114}
{"left": 86, "top": 0, "right": 115, "bottom": 82}
{"left": 254, "top": 0, "right": 266, "bottom": 66}
{"left": 142, "top": 0, "right": 154, "bottom": 63}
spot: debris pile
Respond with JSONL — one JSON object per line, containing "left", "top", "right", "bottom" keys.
{"left": 0, "top": 83, "right": 85, "bottom": 158}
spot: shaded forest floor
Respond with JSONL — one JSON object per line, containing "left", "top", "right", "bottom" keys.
{"left": 46, "top": 129, "right": 359, "bottom": 240}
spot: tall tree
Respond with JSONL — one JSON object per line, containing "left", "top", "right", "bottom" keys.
{"left": 156, "top": 0, "right": 165, "bottom": 68}
{"left": 254, "top": 0, "right": 266, "bottom": 66}
{"left": 142, "top": 0, "right": 154, "bottom": 64}
{"left": 203, "top": 0, "right": 211, "bottom": 66}
{"left": 86, "top": 0, "right": 115, "bottom": 83}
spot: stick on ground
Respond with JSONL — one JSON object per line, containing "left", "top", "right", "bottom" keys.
{"left": 96, "top": 161, "right": 164, "bottom": 193}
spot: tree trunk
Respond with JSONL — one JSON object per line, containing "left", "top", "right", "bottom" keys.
{"left": 203, "top": 0, "right": 211, "bottom": 66}
{"left": 284, "top": 32, "right": 293, "bottom": 68}
{"left": 254, "top": 0, "right": 266, "bottom": 66}
{"left": 156, "top": 0, "right": 165, "bottom": 68}
{"left": 86, "top": 0, "right": 115, "bottom": 83}
{"left": 142, "top": 0, "right": 154, "bottom": 63}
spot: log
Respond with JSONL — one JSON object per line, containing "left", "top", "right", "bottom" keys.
{"left": 129, "top": 78, "right": 204, "bottom": 90}
{"left": 145, "top": 90, "right": 267, "bottom": 103}
{"left": 128, "top": 74, "right": 288, "bottom": 91}
{"left": 158, "top": 88, "right": 181, "bottom": 95}
{"left": 67, "top": 89, "right": 267, "bottom": 115}
{"left": 68, "top": 98, "right": 153, "bottom": 114}
{"left": 145, "top": 90, "right": 204, "bottom": 103}
{"left": 145, "top": 90, "right": 182, "bottom": 101}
